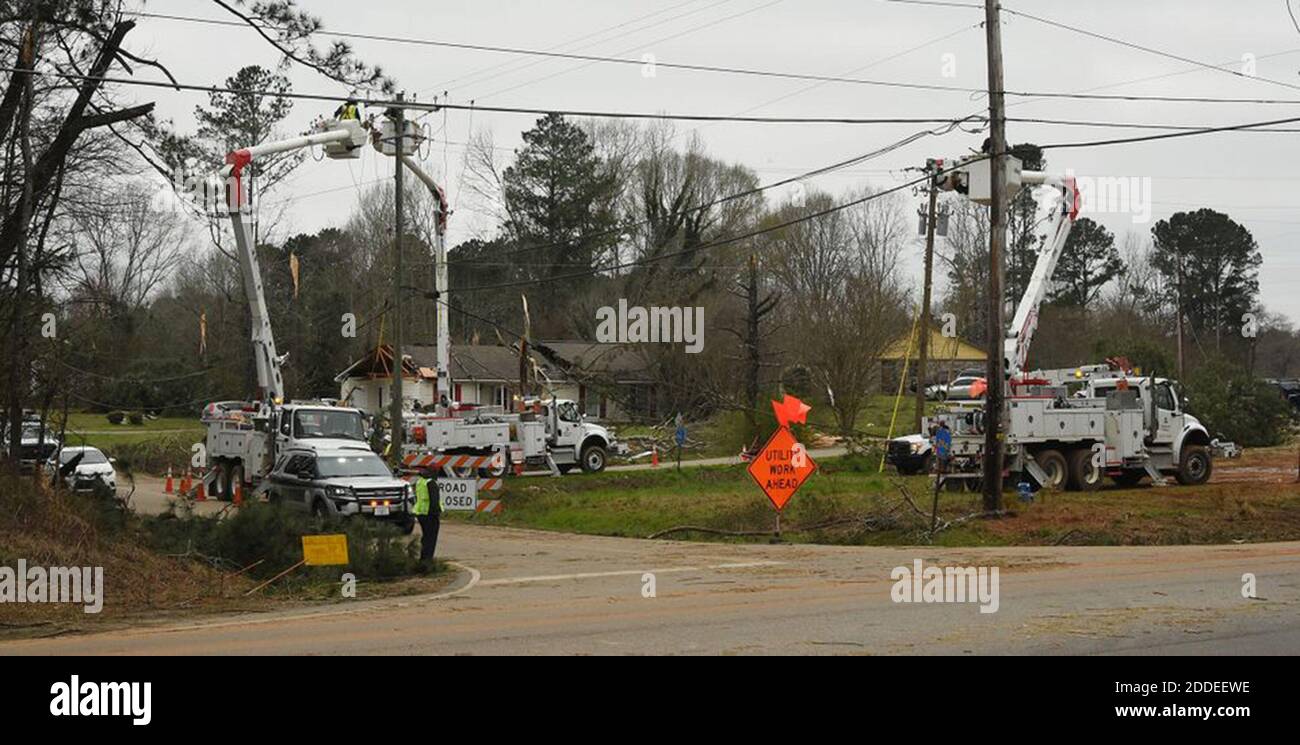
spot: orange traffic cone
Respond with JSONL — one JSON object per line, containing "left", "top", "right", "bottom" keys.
{"left": 651, "top": 448, "right": 659, "bottom": 467}
{"left": 195, "top": 480, "right": 206, "bottom": 502}
{"left": 181, "top": 470, "right": 192, "bottom": 494}
{"left": 164, "top": 468, "right": 174, "bottom": 494}
{"left": 233, "top": 481, "right": 243, "bottom": 506}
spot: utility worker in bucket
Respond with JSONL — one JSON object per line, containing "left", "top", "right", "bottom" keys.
{"left": 412, "top": 468, "right": 442, "bottom": 567}
{"left": 334, "top": 98, "right": 360, "bottom": 121}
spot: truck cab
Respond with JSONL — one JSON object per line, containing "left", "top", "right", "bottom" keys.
{"left": 203, "top": 401, "right": 369, "bottom": 498}
{"left": 532, "top": 398, "right": 622, "bottom": 473}
{"left": 1085, "top": 376, "right": 1216, "bottom": 485}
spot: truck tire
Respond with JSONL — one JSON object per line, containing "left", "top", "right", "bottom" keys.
{"left": 1067, "top": 448, "right": 1103, "bottom": 492}
{"left": 580, "top": 443, "right": 607, "bottom": 473}
{"left": 230, "top": 463, "right": 245, "bottom": 500}
{"left": 1032, "top": 449, "right": 1068, "bottom": 491}
{"left": 1175, "top": 445, "right": 1212, "bottom": 486}
{"left": 213, "top": 462, "right": 230, "bottom": 500}
{"left": 482, "top": 451, "right": 509, "bottom": 478}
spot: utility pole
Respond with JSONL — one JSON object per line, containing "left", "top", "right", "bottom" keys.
{"left": 982, "top": 1, "right": 1007, "bottom": 512}
{"left": 1175, "top": 251, "right": 1185, "bottom": 380}
{"left": 390, "top": 92, "right": 406, "bottom": 457}
{"left": 914, "top": 160, "right": 939, "bottom": 434}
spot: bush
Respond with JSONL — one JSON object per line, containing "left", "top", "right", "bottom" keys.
{"left": 101, "top": 433, "right": 197, "bottom": 476}
{"left": 1184, "top": 359, "right": 1293, "bottom": 447}
{"left": 106, "top": 411, "right": 125, "bottom": 425}
{"left": 128, "top": 412, "right": 144, "bottom": 426}
{"left": 144, "top": 502, "right": 422, "bottom": 582}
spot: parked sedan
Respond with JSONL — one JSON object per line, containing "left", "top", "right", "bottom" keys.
{"left": 46, "top": 446, "right": 117, "bottom": 493}
{"left": 944, "top": 375, "right": 987, "bottom": 401}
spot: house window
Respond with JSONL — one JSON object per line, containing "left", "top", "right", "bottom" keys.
{"left": 495, "top": 385, "right": 508, "bottom": 407}
{"left": 454, "top": 383, "right": 462, "bottom": 403}
{"left": 585, "top": 393, "right": 601, "bottom": 419}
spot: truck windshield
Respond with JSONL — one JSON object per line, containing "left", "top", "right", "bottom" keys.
{"left": 293, "top": 410, "right": 365, "bottom": 440}
{"left": 315, "top": 454, "right": 391, "bottom": 478}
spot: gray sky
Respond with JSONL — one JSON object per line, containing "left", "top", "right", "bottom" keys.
{"left": 128, "top": 0, "right": 1300, "bottom": 324}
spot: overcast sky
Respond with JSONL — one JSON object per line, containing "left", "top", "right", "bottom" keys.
{"left": 124, "top": 0, "right": 1300, "bottom": 324}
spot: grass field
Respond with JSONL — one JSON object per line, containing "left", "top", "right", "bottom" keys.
{"left": 49, "top": 412, "right": 204, "bottom": 450}
{"left": 451, "top": 449, "right": 1300, "bottom": 547}
{"left": 613, "top": 394, "right": 936, "bottom": 464}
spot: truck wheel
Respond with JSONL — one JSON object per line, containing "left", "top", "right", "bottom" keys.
{"left": 1068, "top": 448, "right": 1103, "bottom": 492}
{"left": 213, "top": 462, "right": 229, "bottom": 500}
{"left": 1032, "top": 449, "right": 1068, "bottom": 491}
{"left": 580, "top": 444, "right": 607, "bottom": 473}
{"left": 482, "top": 452, "right": 509, "bottom": 478}
{"left": 1176, "top": 445, "right": 1212, "bottom": 486}
{"left": 230, "top": 463, "right": 245, "bottom": 500}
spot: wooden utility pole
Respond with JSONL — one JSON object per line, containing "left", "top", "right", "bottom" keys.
{"left": 1175, "top": 251, "right": 1185, "bottom": 380}
{"left": 981, "top": 1, "right": 1007, "bottom": 512}
{"left": 390, "top": 92, "right": 406, "bottom": 456}
{"left": 914, "top": 160, "right": 939, "bottom": 434}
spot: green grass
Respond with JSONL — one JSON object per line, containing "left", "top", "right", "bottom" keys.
{"left": 452, "top": 454, "right": 1300, "bottom": 548}
{"left": 49, "top": 412, "right": 204, "bottom": 452}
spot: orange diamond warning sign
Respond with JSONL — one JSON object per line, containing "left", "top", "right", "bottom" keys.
{"left": 746, "top": 426, "right": 817, "bottom": 512}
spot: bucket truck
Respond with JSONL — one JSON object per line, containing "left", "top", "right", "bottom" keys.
{"left": 888, "top": 156, "right": 1236, "bottom": 491}
{"left": 200, "top": 119, "right": 380, "bottom": 499}
{"left": 372, "top": 121, "right": 622, "bottom": 478}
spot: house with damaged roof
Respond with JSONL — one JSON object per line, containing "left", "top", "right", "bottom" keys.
{"left": 334, "top": 342, "right": 658, "bottom": 421}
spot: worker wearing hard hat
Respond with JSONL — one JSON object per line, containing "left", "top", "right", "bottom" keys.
{"left": 412, "top": 468, "right": 441, "bottom": 567}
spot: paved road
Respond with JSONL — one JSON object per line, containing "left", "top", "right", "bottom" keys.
{"left": 4, "top": 524, "right": 1297, "bottom": 655}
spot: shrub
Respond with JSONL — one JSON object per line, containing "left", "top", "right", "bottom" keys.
{"left": 101, "top": 433, "right": 197, "bottom": 476}
{"left": 106, "top": 411, "right": 126, "bottom": 425}
{"left": 144, "top": 502, "right": 422, "bottom": 582}
{"left": 1184, "top": 359, "right": 1293, "bottom": 447}
{"left": 128, "top": 412, "right": 144, "bottom": 426}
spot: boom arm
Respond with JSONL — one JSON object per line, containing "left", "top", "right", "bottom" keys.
{"left": 221, "top": 120, "right": 367, "bottom": 405}
{"left": 383, "top": 146, "right": 451, "bottom": 406}
{"left": 1003, "top": 171, "right": 1079, "bottom": 380}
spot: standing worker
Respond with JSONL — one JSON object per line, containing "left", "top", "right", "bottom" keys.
{"left": 412, "top": 468, "right": 442, "bottom": 567}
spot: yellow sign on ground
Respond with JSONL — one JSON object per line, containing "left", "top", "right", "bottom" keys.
{"left": 301, "top": 534, "right": 349, "bottom": 566}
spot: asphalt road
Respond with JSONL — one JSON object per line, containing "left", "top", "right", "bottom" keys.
{"left": 3, "top": 523, "right": 1297, "bottom": 655}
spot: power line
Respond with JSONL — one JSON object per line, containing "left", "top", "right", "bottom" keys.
{"left": 421, "top": 0, "right": 713, "bottom": 95}
{"left": 452, "top": 164, "right": 949, "bottom": 295}
{"left": 7, "top": 65, "right": 992, "bottom": 123}
{"left": 1038, "top": 113, "right": 1300, "bottom": 150}
{"left": 473, "top": 0, "right": 786, "bottom": 103}
{"left": 128, "top": 9, "right": 982, "bottom": 96}
{"left": 449, "top": 117, "right": 977, "bottom": 266}
{"left": 1003, "top": 7, "right": 1300, "bottom": 94}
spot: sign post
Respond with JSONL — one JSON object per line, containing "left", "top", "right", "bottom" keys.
{"left": 746, "top": 395, "right": 817, "bottom": 539}
{"left": 674, "top": 412, "right": 686, "bottom": 472}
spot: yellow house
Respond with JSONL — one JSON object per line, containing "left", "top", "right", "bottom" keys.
{"left": 879, "top": 324, "right": 987, "bottom": 391}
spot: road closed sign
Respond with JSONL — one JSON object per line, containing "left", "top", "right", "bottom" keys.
{"left": 746, "top": 423, "right": 817, "bottom": 512}
{"left": 438, "top": 478, "right": 478, "bottom": 511}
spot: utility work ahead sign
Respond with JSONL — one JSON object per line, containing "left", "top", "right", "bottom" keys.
{"left": 746, "top": 395, "right": 818, "bottom": 512}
